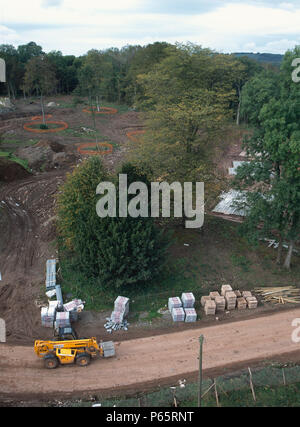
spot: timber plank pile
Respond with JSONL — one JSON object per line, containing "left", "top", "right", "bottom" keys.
{"left": 254, "top": 286, "right": 300, "bottom": 305}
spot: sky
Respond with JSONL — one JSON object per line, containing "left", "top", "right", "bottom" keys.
{"left": 0, "top": 0, "right": 300, "bottom": 55}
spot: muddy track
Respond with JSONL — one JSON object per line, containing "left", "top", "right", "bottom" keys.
{"left": 0, "top": 308, "right": 300, "bottom": 401}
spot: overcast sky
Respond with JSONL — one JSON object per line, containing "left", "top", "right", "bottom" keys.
{"left": 1, "top": 0, "right": 300, "bottom": 55}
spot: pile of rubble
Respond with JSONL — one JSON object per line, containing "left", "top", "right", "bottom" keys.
{"left": 104, "top": 296, "right": 130, "bottom": 333}
{"left": 201, "top": 285, "right": 258, "bottom": 316}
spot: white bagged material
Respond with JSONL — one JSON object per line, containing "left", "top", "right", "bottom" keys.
{"left": 171, "top": 307, "right": 185, "bottom": 322}
{"left": 184, "top": 308, "right": 197, "bottom": 322}
{"left": 181, "top": 293, "right": 195, "bottom": 308}
{"left": 168, "top": 297, "right": 182, "bottom": 312}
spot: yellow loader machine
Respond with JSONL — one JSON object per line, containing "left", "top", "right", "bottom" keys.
{"left": 34, "top": 338, "right": 115, "bottom": 369}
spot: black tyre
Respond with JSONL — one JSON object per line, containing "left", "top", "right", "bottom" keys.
{"left": 44, "top": 354, "right": 59, "bottom": 369}
{"left": 76, "top": 353, "right": 91, "bottom": 367}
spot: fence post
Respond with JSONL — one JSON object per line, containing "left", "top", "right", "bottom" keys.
{"left": 198, "top": 335, "right": 204, "bottom": 407}
{"left": 248, "top": 367, "right": 256, "bottom": 402}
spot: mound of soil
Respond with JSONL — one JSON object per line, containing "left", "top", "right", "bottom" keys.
{"left": 0, "top": 158, "right": 30, "bottom": 182}
{"left": 16, "top": 139, "right": 77, "bottom": 172}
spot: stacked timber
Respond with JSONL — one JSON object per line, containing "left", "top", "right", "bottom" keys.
{"left": 204, "top": 300, "right": 216, "bottom": 315}
{"left": 181, "top": 293, "right": 195, "bottom": 308}
{"left": 184, "top": 308, "right": 197, "bottom": 322}
{"left": 254, "top": 287, "right": 300, "bottom": 305}
{"left": 225, "top": 291, "right": 237, "bottom": 310}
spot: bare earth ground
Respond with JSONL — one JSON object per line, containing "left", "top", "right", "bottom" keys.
{"left": 0, "top": 308, "right": 300, "bottom": 401}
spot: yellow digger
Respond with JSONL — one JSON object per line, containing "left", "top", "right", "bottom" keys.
{"left": 34, "top": 338, "right": 115, "bottom": 369}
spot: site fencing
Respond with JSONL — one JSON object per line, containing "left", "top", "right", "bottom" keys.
{"left": 96, "top": 364, "right": 300, "bottom": 407}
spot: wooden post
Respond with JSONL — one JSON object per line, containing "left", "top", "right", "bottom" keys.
{"left": 282, "top": 368, "right": 286, "bottom": 386}
{"left": 214, "top": 378, "right": 220, "bottom": 407}
{"left": 248, "top": 367, "right": 256, "bottom": 402}
{"left": 198, "top": 335, "right": 204, "bottom": 407}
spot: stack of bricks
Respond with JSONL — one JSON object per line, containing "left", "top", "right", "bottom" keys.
{"left": 237, "top": 297, "right": 247, "bottom": 310}
{"left": 246, "top": 296, "right": 258, "bottom": 309}
{"left": 204, "top": 300, "right": 216, "bottom": 315}
{"left": 221, "top": 284, "right": 233, "bottom": 296}
{"left": 215, "top": 296, "right": 226, "bottom": 312}
{"left": 201, "top": 296, "right": 211, "bottom": 307}
{"left": 242, "top": 291, "right": 252, "bottom": 298}
{"left": 225, "top": 291, "right": 237, "bottom": 310}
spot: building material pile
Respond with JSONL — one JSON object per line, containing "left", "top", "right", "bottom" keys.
{"left": 209, "top": 291, "right": 220, "bottom": 300}
{"left": 171, "top": 307, "right": 185, "bottom": 322}
{"left": 63, "top": 299, "right": 85, "bottom": 322}
{"left": 254, "top": 286, "right": 300, "bottom": 305}
{"left": 215, "top": 296, "right": 226, "bottom": 312}
{"left": 225, "top": 291, "right": 237, "bottom": 310}
{"left": 246, "top": 296, "right": 258, "bottom": 309}
{"left": 221, "top": 284, "right": 233, "bottom": 296}
{"left": 181, "top": 293, "right": 195, "bottom": 308}
{"left": 168, "top": 297, "right": 182, "bottom": 312}
{"left": 41, "top": 306, "right": 56, "bottom": 328}
{"left": 237, "top": 297, "right": 247, "bottom": 310}
{"left": 204, "top": 300, "right": 216, "bottom": 315}
{"left": 46, "top": 259, "right": 57, "bottom": 291}
{"left": 242, "top": 291, "right": 252, "bottom": 298}
{"left": 201, "top": 296, "right": 211, "bottom": 307}
{"left": 55, "top": 312, "right": 71, "bottom": 329}
{"left": 100, "top": 341, "right": 115, "bottom": 358}
{"left": 104, "top": 296, "right": 130, "bottom": 333}
{"left": 184, "top": 308, "right": 197, "bottom": 322}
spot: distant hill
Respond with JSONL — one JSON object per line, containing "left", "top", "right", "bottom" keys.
{"left": 234, "top": 52, "right": 283, "bottom": 66}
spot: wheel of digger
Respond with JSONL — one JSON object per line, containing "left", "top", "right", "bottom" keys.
{"left": 76, "top": 353, "right": 91, "bottom": 367}
{"left": 44, "top": 354, "right": 59, "bottom": 369}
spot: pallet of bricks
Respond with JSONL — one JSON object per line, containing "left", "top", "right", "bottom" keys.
{"left": 168, "top": 293, "right": 197, "bottom": 322}
{"left": 104, "top": 296, "right": 130, "bottom": 333}
{"left": 201, "top": 285, "right": 257, "bottom": 315}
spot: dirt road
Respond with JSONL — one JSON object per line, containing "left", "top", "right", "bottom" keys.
{"left": 1, "top": 308, "right": 300, "bottom": 400}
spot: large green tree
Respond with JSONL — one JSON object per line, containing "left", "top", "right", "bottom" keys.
{"left": 57, "top": 157, "right": 168, "bottom": 291}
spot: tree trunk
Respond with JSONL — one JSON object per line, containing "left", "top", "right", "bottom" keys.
{"left": 276, "top": 236, "right": 283, "bottom": 265}
{"left": 40, "top": 93, "right": 46, "bottom": 125}
{"left": 236, "top": 87, "right": 241, "bottom": 126}
{"left": 283, "top": 239, "right": 295, "bottom": 270}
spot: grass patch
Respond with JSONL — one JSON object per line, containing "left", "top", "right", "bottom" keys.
{"left": 0, "top": 151, "right": 31, "bottom": 171}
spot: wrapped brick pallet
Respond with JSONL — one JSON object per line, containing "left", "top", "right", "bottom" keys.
{"left": 181, "top": 293, "right": 195, "bottom": 308}
{"left": 168, "top": 297, "right": 182, "bottom": 312}
{"left": 201, "top": 296, "right": 211, "bottom": 307}
{"left": 184, "top": 308, "right": 197, "bottom": 322}
{"left": 237, "top": 297, "right": 247, "bottom": 310}
{"left": 55, "top": 311, "right": 71, "bottom": 329}
{"left": 221, "top": 284, "right": 233, "bottom": 296}
{"left": 246, "top": 296, "right": 258, "bottom": 309}
{"left": 171, "top": 307, "right": 185, "bottom": 322}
